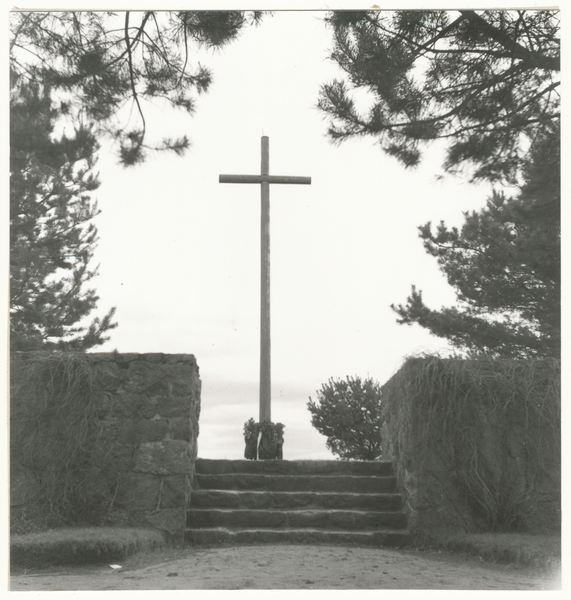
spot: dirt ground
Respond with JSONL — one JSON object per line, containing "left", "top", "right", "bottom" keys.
{"left": 10, "top": 544, "right": 562, "bottom": 591}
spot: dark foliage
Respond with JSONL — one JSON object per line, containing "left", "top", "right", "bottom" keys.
{"left": 10, "top": 77, "right": 116, "bottom": 350}
{"left": 308, "top": 376, "right": 382, "bottom": 460}
{"left": 10, "top": 11, "right": 265, "bottom": 165}
{"left": 392, "top": 126, "right": 560, "bottom": 358}
{"left": 319, "top": 10, "right": 560, "bottom": 183}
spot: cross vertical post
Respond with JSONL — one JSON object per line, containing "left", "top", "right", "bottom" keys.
{"left": 260, "top": 137, "right": 271, "bottom": 422}
{"left": 219, "top": 136, "right": 311, "bottom": 426}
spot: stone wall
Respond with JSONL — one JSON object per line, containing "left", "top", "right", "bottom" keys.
{"left": 381, "top": 357, "right": 560, "bottom": 543}
{"left": 10, "top": 352, "right": 201, "bottom": 542}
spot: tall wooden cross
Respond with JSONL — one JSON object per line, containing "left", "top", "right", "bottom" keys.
{"left": 219, "top": 136, "right": 311, "bottom": 423}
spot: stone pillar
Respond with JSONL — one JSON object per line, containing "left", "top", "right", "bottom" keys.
{"left": 11, "top": 352, "right": 202, "bottom": 542}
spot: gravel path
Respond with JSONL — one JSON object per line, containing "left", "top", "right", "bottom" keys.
{"left": 10, "top": 544, "right": 561, "bottom": 590}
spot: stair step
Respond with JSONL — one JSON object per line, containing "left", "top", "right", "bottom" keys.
{"left": 195, "top": 473, "right": 397, "bottom": 493}
{"left": 188, "top": 459, "right": 409, "bottom": 547}
{"left": 196, "top": 458, "right": 393, "bottom": 476}
{"left": 185, "top": 527, "right": 411, "bottom": 547}
{"left": 191, "top": 489, "right": 404, "bottom": 511}
{"left": 188, "top": 508, "right": 408, "bottom": 530}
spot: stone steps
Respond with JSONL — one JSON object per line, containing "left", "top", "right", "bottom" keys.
{"left": 186, "top": 459, "right": 410, "bottom": 547}
{"left": 188, "top": 508, "right": 408, "bottom": 529}
{"left": 191, "top": 490, "right": 404, "bottom": 511}
{"left": 186, "top": 527, "right": 410, "bottom": 546}
{"left": 195, "top": 473, "right": 397, "bottom": 493}
{"left": 196, "top": 458, "right": 394, "bottom": 476}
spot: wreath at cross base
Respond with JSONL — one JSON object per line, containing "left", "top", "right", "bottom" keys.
{"left": 243, "top": 418, "right": 285, "bottom": 460}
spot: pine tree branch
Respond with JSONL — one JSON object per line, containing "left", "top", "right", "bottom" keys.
{"left": 459, "top": 10, "right": 560, "bottom": 71}
{"left": 10, "top": 12, "right": 34, "bottom": 51}
{"left": 367, "top": 12, "right": 467, "bottom": 59}
{"left": 175, "top": 13, "right": 191, "bottom": 89}
{"left": 123, "top": 12, "right": 146, "bottom": 159}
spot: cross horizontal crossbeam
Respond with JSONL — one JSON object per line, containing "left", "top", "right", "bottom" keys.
{"left": 219, "top": 174, "right": 311, "bottom": 185}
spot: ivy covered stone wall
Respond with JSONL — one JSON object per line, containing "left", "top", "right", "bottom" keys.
{"left": 10, "top": 352, "right": 201, "bottom": 542}
{"left": 381, "top": 357, "right": 560, "bottom": 543}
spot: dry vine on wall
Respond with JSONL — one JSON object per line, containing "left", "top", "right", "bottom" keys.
{"left": 11, "top": 353, "right": 118, "bottom": 531}
{"left": 397, "top": 357, "right": 560, "bottom": 532}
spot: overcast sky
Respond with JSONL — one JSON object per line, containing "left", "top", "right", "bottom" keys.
{"left": 80, "top": 9, "right": 502, "bottom": 460}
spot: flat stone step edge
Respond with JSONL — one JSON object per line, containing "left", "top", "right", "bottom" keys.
{"left": 187, "top": 508, "right": 408, "bottom": 530}
{"left": 196, "top": 459, "right": 394, "bottom": 476}
{"left": 195, "top": 473, "right": 397, "bottom": 493}
{"left": 185, "top": 527, "right": 411, "bottom": 548}
{"left": 190, "top": 490, "right": 404, "bottom": 511}
{"left": 188, "top": 508, "right": 406, "bottom": 515}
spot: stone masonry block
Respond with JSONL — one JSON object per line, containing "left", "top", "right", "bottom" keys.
{"left": 97, "top": 417, "right": 122, "bottom": 444}
{"left": 123, "top": 362, "right": 194, "bottom": 396}
{"left": 165, "top": 354, "right": 198, "bottom": 366}
{"left": 190, "top": 418, "right": 199, "bottom": 445}
{"left": 10, "top": 466, "right": 40, "bottom": 507}
{"left": 114, "top": 472, "right": 162, "bottom": 512}
{"left": 88, "top": 353, "right": 117, "bottom": 362}
{"left": 188, "top": 438, "right": 198, "bottom": 463}
{"left": 136, "top": 508, "right": 187, "bottom": 542}
{"left": 156, "top": 394, "right": 192, "bottom": 418}
{"left": 168, "top": 417, "right": 191, "bottom": 441}
{"left": 133, "top": 441, "right": 191, "bottom": 475}
{"left": 91, "top": 391, "right": 113, "bottom": 417}
{"left": 111, "top": 391, "right": 157, "bottom": 419}
{"left": 112, "top": 353, "right": 141, "bottom": 365}
{"left": 117, "top": 419, "right": 169, "bottom": 445}
{"left": 104, "top": 508, "right": 135, "bottom": 527}
{"left": 160, "top": 475, "right": 191, "bottom": 508}
{"left": 123, "top": 362, "right": 170, "bottom": 395}
{"left": 144, "top": 353, "right": 167, "bottom": 363}
{"left": 93, "top": 361, "right": 127, "bottom": 391}
{"left": 99, "top": 444, "right": 136, "bottom": 476}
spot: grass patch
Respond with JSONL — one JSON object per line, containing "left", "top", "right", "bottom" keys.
{"left": 11, "top": 526, "right": 166, "bottom": 569}
{"left": 436, "top": 532, "right": 561, "bottom": 572}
